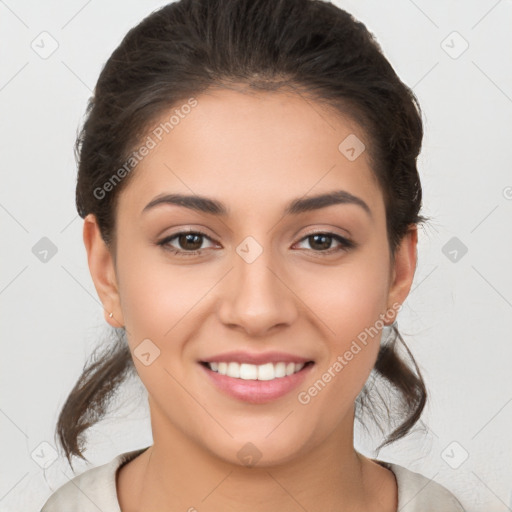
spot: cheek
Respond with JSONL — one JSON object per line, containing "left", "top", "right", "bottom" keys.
{"left": 115, "top": 249, "right": 208, "bottom": 400}
{"left": 299, "top": 249, "right": 390, "bottom": 340}
{"left": 116, "top": 238, "right": 214, "bottom": 339}
{"left": 298, "top": 289, "right": 387, "bottom": 425}
{"left": 299, "top": 251, "right": 390, "bottom": 393}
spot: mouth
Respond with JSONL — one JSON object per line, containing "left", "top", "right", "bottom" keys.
{"left": 200, "top": 360, "right": 314, "bottom": 381}
{"left": 199, "top": 360, "right": 315, "bottom": 404}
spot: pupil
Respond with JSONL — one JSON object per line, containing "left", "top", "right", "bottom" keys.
{"left": 312, "top": 234, "right": 330, "bottom": 250}
{"left": 181, "top": 233, "right": 202, "bottom": 250}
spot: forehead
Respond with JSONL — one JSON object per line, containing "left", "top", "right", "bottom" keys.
{"left": 117, "top": 88, "right": 384, "bottom": 221}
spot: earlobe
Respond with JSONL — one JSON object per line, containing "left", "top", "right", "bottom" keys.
{"left": 386, "top": 225, "right": 418, "bottom": 318}
{"left": 82, "top": 214, "right": 124, "bottom": 328}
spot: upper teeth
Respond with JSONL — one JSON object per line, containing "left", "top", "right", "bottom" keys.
{"left": 207, "top": 361, "right": 306, "bottom": 380}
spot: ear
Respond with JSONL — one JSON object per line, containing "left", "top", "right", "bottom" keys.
{"left": 385, "top": 224, "right": 418, "bottom": 321}
{"left": 82, "top": 213, "right": 124, "bottom": 328}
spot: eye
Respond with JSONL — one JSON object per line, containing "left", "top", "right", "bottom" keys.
{"left": 157, "top": 229, "right": 216, "bottom": 257}
{"left": 294, "top": 231, "right": 356, "bottom": 255}
{"left": 157, "top": 229, "right": 356, "bottom": 258}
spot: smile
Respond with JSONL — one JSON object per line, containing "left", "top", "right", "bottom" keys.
{"left": 203, "top": 361, "right": 311, "bottom": 381}
{"left": 199, "top": 360, "right": 315, "bottom": 404}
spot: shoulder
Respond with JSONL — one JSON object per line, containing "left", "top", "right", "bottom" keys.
{"left": 40, "top": 447, "right": 149, "bottom": 512}
{"left": 376, "top": 460, "right": 466, "bottom": 512}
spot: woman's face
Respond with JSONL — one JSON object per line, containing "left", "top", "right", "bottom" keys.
{"left": 85, "top": 88, "right": 416, "bottom": 466}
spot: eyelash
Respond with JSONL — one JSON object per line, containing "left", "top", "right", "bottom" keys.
{"left": 157, "top": 229, "right": 356, "bottom": 258}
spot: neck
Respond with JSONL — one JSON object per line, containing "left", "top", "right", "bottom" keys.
{"left": 122, "top": 403, "right": 392, "bottom": 511}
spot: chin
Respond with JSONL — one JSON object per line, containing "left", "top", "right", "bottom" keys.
{"left": 206, "top": 432, "right": 310, "bottom": 469}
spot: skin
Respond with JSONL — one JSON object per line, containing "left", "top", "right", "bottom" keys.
{"left": 83, "top": 87, "right": 418, "bottom": 511}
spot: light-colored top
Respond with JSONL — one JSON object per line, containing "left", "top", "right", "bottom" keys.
{"left": 40, "top": 446, "right": 465, "bottom": 511}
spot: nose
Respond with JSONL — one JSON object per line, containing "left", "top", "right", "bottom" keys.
{"left": 217, "top": 240, "right": 298, "bottom": 337}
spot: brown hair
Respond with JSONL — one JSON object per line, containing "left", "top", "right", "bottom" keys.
{"left": 57, "top": 0, "right": 429, "bottom": 468}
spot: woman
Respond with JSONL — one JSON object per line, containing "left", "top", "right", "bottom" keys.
{"left": 41, "top": 0, "right": 465, "bottom": 510}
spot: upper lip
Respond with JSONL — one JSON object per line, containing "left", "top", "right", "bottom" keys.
{"left": 200, "top": 351, "right": 314, "bottom": 365}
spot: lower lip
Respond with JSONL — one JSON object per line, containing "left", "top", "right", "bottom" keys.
{"left": 200, "top": 363, "right": 314, "bottom": 404}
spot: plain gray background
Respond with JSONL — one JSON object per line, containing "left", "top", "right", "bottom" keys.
{"left": 1, "top": 1, "right": 511, "bottom": 510}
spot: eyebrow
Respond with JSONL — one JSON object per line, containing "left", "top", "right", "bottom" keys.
{"left": 142, "top": 189, "right": 372, "bottom": 218}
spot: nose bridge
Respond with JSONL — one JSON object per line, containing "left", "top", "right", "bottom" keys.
{"left": 218, "top": 232, "right": 297, "bottom": 334}
{"left": 231, "top": 214, "right": 280, "bottom": 283}
{"left": 234, "top": 233, "right": 283, "bottom": 301}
